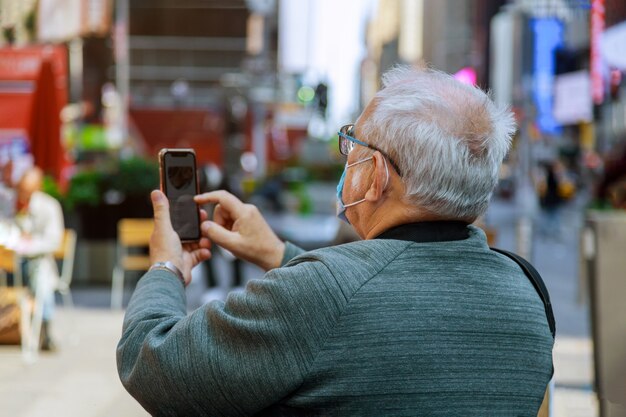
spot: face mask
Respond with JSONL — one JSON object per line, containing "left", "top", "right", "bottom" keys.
{"left": 336, "top": 156, "right": 389, "bottom": 224}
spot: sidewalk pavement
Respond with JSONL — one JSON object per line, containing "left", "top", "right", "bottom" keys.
{"left": 552, "top": 337, "right": 597, "bottom": 417}
{"left": 0, "top": 307, "right": 148, "bottom": 417}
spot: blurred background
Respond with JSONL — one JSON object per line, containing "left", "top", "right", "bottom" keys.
{"left": 1, "top": 0, "right": 626, "bottom": 416}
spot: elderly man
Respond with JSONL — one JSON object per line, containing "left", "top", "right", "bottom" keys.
{"left": 118, "top": 67, "right": 553, "bottom": 416}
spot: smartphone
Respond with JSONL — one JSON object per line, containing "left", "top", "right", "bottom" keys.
{"left": 158, "top": 148, "right": 201, "bottom": 242}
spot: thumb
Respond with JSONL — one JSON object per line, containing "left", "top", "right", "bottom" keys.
{"left": 151, "top": 190, "right": 172, "bottom": 231}
{"left": 203, "top": 221, "right": 239, "bottom": 250}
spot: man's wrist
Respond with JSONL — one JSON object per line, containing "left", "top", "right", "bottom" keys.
{"left": 149, "top": 261, "right": 186, "bottom": 285}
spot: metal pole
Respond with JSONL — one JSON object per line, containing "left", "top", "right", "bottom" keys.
{"left": 515, "top": 53, "right": 538, "bottom": 261}
{"left": 68, "top": 38, "right": 83, "bottom": 104}
{"left": 251, "top": 100, "right": 266, "bottom": 179}
{"left": 115, "top": 0, "right": 129, "bottom": 145}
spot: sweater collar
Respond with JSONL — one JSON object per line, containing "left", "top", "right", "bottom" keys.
{"left": 374, "top": 221, "right": 470, "bottom": 243}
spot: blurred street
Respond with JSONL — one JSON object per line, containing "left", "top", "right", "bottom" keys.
{"left": 0, "top": 195, "right": 597, "bottom": 417}
{"left": 2, "top": 1, "right": 626, "bottom": 414}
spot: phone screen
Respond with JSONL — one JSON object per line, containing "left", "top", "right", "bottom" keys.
{"left": 161, "top": 150, "right": 200, "bottom": 241}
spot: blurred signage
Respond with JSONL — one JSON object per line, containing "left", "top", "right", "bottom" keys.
{"left": 454, "top": 67, "right": 477, "bottom": 86}
{"left": 38, "top": 0, "right": 112, "bottom": 42}
{"left": 0, "top": 131, "right": 32, "bottom": 183}
{"left": 601, "top": 21, "right": 626, "bottom": 70}
{"left": 553, "top": 71, "right": 593, "bottom": 125}
{"left": 531, "top": 18, "right": 563, "bottom": 135}
{"left": 0, "top": 47, "right": 67, "bottom": 130}
{"left": 591, "top": 0, "right": 605, "bottom": 104}
{"left": 0, "top": 50, "right": 42, "bottom": 80}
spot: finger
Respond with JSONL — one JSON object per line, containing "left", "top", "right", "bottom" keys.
{"left": 183, "top": 242, "right": 199, "bottom": 251}
{"left": 198, "top": 237, "right": 211, "bottom": 249}
{"left": 192, "top": 248, "right": 211, "bottom": 263}
{"left": 151, "top": 190, "right": 173, "bottom": 232}
{"left": 201, "top": 221, "right": 240, "bottom": 249}
{"left": 213, "top": 204, "right": 230, "bottom": 227}
{"left": 199, "top": 208, "right": 208, "bottom": 222}
{"left": 183, "top": 237, "right": 211, "bottom": 252}
{"left": 195, "top": 190, "right": 244, "bottom": 215}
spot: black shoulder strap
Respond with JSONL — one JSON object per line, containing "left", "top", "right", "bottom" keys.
{"left": 490, "top": 247, "right": 556, "bottom": 339}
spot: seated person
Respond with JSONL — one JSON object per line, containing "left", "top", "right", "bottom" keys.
{"left": 14, "top": 167, "right": 64, "bottom": 351}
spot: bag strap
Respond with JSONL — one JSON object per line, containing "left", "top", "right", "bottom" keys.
{"left": 490, "top": 248, "right": 556, "bottom": 339}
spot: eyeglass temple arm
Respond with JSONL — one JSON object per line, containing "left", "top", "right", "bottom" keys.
{"left": 338, "top": 131, "right": 370, "bottom": 147}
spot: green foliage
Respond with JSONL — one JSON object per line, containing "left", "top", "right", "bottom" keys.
{"left": 2, "top": 26, "right": 15, "bottom": 44}
{"left": 293, "top": 185, "right": 313, "bottom": 215}
{"left": 59, "top": 156, "right": 158, "bottom": 211}
{"left": 24, "top": 8, "right": 36, "bottom": 39}
{"left": 110, "top": 157, "right": 159, "bottom": 196}
{"left": 588, "top": 200, "right": 617, "bottom": 211}
{"left": 79, "top": 125, "right": 108, "bottom": 150}
{"left": 42, "top": 175, "right": 63, "bottom": 202}
{"left": 64, "top": 170, "right": 107, "bottom": 211}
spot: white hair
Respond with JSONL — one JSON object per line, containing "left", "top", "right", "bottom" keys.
{"left": 357, "top": 66, "right": 516, "bottom": 220}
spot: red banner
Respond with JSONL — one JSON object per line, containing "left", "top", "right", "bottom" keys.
{"left": 591, "top": 0, "right": 606, "bottom": 105}
{"left": 0, "top": 46, "right": 67, "bottom": 129}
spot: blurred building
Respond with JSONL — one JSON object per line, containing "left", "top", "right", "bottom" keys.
{"left": 358, "top": 0, "right": 507, "bottom": 106}
{"left": 128, "top": 0, "right": 260, "bottom": 108}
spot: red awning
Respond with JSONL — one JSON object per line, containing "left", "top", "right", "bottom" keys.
{"left": 29, "top": 59, "right": 64, "bottom": 180}
{"left": 0, "top": 92, "right": 34, "bottom": 129}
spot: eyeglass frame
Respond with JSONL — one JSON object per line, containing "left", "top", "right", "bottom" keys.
{"left": 338, "top": 124, "right": 402, "bottom": 176}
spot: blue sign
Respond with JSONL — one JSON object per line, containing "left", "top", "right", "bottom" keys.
{"left": 531, "top": 18, "right": 564, "bottom": 135}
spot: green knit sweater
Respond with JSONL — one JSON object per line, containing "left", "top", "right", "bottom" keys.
{"left": 117, "top": 225, "right": 553, "bottom": 416}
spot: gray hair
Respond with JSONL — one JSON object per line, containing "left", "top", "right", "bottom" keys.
{"left": 357, "top": 66, "right": 516, "bottom": 220}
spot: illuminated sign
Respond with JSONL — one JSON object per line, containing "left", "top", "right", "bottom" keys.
{"left": 454, "top": 67, "right": 477, "bottom": 86}
{"left": 532, "top": 18, "right": 563, "bottom": 135}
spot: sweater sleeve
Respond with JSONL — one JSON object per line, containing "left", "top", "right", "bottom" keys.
{"left": 117, "top": 258, "right": 344, "bottom": 417}
{"left": 280, "top": 241, "right": 305, "bottom": 266}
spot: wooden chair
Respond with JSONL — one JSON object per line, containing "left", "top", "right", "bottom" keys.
{"left": 111, "top": 219, "right": 154, "bottom": 309}
{"left": 0, "top": 245, "right": 22, "bottom": 287}
{"left": 53, "top": 229, "right": 77, "bottom": 308}
{"left": 0, "top": 229, "right": 76, "bottom": 361}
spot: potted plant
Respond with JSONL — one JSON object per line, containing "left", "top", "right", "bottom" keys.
{"left": 57, "top": 156, "right": 158, "bottom": 240}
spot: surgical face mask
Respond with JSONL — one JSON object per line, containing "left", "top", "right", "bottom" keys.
{"left": 336, "top": 156, "right": 389, "bottom": 224}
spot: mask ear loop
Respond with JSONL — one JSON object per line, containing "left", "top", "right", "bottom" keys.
{"left": 342, "top": 156, "right": 390, "bottom": 208}
{"left": 346, "top": 156, "right": 373, "bottom": 169}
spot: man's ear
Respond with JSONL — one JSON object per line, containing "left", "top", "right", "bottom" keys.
{"left": 364, "top": 152, "right": 388, "bottom": 202}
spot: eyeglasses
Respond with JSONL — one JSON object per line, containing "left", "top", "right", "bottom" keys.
{"left": 338, "top": 124, "right": 402, "bottom": 175}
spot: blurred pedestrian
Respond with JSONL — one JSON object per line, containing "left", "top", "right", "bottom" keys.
{"left": 0, "top": 160, "right": 15, "bottom": 219}
{"left": 597, "top": 140, "right": 626, "bottom": 208}
{"left": 14, "top": 167, "right": 64, "bottom": 351}
{"left": 539, "top": 161, "right": 564, "bottom": 239}
{"left": 118, "top": 66, "right": 553, "bottom": 415}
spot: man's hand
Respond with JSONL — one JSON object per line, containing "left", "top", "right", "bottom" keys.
{"left": 150, "top": 190, "right": 211, "bottom": 285}
{"left": 194, "top": 190, "right": 285, "bottom": 271}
